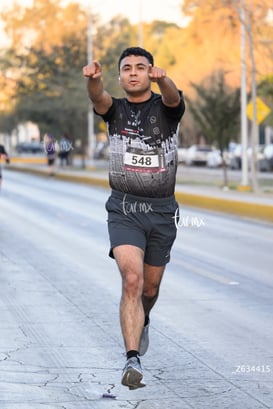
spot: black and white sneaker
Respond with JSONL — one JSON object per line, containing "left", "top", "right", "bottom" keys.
{"left": 121, "top": 357, "right": 146, "bottom": 390}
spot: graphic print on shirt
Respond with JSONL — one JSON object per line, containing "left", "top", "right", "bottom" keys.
{"left": 122, "top": 105, "right": 167, "bottom": 173}
{"left": 103, "top": 93, "right": 183, "bottom": 197}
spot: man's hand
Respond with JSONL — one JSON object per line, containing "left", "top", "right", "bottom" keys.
{"left": 148, "top": 64, "right": 166, "bottom": 82}
{"left": 148, "top": 64, "right": 181, "bottom": 107}
{"left": 82, "top": 61, "right": 102, "bottom": 79}
{"left": 83, "top": 60, "right": 112, "bottom": 112}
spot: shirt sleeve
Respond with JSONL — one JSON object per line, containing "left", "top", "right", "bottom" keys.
{"left": 161, "top": 90, "right": 185, "bottom": 120}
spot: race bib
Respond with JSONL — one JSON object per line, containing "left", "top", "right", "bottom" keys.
{"left": 124, "top": 147, "right": 165, "bottom": 173}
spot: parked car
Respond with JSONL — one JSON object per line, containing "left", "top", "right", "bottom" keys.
{"left": 207, "top": 145, "right": 234, "bottom": 168}
{"left": 207, "top": 149, "right": 222, "bottom": 168}
{"left": 229, "top": 144, "right": 242, "bottom": 169}
{"left": 15, "top": 141, "right": 44, "bottom": 154}
{"left": 247, "top": 145, "right": 272, "bottom": 172}
{"left": 185, "top": 145, "right": 214, "bottom": 166}
{"left": 177, "top": 147, "right": 188, "bottom": 164}
{"left": 229, "top": 144, "right": 272, "bottom": 171}
{"left": 263, "top": 144, "right": 273, "bottom": 171}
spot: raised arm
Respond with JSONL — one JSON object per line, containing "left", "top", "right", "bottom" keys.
{"left": 82, "top": 61, "right": 112, "bottom": 115}
{"left": 148, "top": 65, "right": 181, "bottom": 108}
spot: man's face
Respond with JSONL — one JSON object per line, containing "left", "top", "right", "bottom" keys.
{"left": 119, "top": 55, "right": 151, "bottom": 96}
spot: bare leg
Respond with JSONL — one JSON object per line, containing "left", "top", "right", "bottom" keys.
{"left": 142, "top": 263, "right": 165, "bottom": 319}
{"left": 113, "top": 244, "right": 145, "bottom": 352}
{"left": 49, "top": 164, "right": 55, "bottom": 175}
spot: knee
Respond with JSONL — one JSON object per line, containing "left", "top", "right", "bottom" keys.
{"left": 123, "top": 272, "right": 143, "bottom": 295}
{"left": 143, "top": 285, "right": 159, "bottom": 300}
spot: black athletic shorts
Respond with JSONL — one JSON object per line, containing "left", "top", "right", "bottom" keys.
{"left": 105, "top": 189, "right": 179, "bottom": 266}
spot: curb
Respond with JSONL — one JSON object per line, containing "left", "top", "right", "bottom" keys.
{"left": 9, "top": 157, "right": 47, "bottom": 165}
{"left": 6, "top": 165, "right": 110, "bottom": 189}
{"left": 175, "top": 191, "right": 273, "bottom": 223}
{"left": 6, "top": 165, "right": 273, "bottom": 223}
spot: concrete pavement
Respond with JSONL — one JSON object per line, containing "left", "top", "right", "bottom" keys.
{"left": 1, "top": 175, "right": 273, "bottom": 408}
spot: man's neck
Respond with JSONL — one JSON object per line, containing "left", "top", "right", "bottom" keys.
{"left": 126, "top": 90, "right": 152, "bottom": 104}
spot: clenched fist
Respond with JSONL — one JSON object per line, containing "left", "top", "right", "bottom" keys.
{"left": 82, "top": 61, "right": 102, "bottom": 79}
{"left": 148, "top": 64, "right": 166, "bottom": 82}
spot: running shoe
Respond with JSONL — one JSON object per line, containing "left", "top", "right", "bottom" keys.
{"left": 139, "top": 323, "right": 150, "bottom": 356}
{"left": 121, "top": 357, "right": 146, "bottom": 390}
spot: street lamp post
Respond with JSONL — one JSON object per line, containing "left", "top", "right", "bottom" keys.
{"left": 239, "top": 0, "right": 249, "bottom": 189}
{"left": 138, "top": 0, "right": 143, "bottom": 47}
{"left": 87, "top": 7, "right": 96, "bottom": 163}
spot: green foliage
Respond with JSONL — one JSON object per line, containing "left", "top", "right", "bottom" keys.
{"left": 258, "top": 75, "right": 273, "bottom": 126}
{"left": 2, "top": 38, "right": 88, "bottom": 142}
{"left": 0, "top": 0, "right": 89, "bottom": 145}
{"left": 0, "top": 112, "right": 17, "bottom": 135}
{"left": 186, "top": 71, "right": 241, "bottom": 152}
{"left": 0, "top": 0, "right": 272, "bottom": 148}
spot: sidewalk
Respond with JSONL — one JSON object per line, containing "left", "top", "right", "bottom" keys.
{"left": 5, "top": 161, "right": 273, "bottom": 223}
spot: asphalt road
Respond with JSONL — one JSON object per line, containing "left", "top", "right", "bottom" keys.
{"left": 0, "top": 171, "right": 273, "bottom": 409}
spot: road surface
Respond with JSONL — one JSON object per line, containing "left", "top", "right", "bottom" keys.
{"left": 0, "top": 171, "right": 272, "bottom": 408}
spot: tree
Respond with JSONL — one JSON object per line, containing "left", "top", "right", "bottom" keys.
{"left": 0, "top": 0, "right": 91, "bottom": 154}
{"left": 186, "top": 70, "right": 241, "bottom": 187}
{"left": 258, "top": 75, "right": 273, "bottom": 127}
{"left": 0, "top": 35, "right": 88, "bottom": 148}
{"left": 1, "top": 0, "right": 272, "bottom": 158}
{"left": 0, "top": 4, "right": 137, "bottom": 149}
{"left": 178, "top": 0, "right": 273, "bottom": 92}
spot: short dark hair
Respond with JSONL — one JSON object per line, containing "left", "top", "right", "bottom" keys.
{"left": 118, "top": 47, "right": 154, "bottom": 71}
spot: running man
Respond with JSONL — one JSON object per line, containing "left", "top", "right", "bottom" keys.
{"left": 83, "top": 47, "right": 185, "bottom": 389}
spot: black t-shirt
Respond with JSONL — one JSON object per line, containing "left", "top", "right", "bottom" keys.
{"left": 96, "top": 92, "right": 185, "bottom": 198}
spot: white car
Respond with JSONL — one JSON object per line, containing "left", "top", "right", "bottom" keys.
{"left": 185, "top": 145, "right": 214, "bottom": 166}
{"left": 177, "top": 147, "right": 188, "bottom": 163}
{"left": 229, "top": 144, "right": 272, "bottom": 171}
{"left": 229, "top": 144, "right": 242, "bottom": 169}
{"left": 207, "top": 149, "right": 222, "bottom": 168}
{"left": 264, "top": 144, "right": 273, "bottom": 161}
{"left": 248, "top": 145, "right": 272, "bottom": 171}
{"left": 263, "top": 144, "right": 273, "bottom": 171}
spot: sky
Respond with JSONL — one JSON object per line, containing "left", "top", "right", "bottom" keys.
{"left": 81, "top": 0, "right": 186, "bottom": 26}
{"left": 0, "top": 0, "right": 187, "bottom": 27}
